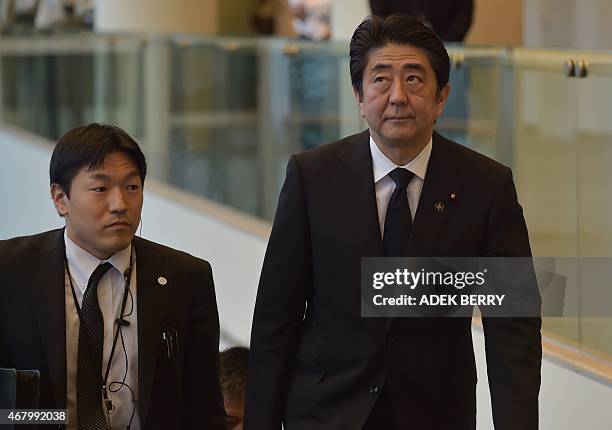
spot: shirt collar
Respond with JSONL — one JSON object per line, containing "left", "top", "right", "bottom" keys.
{"left": 369, "top": 135, "right": 433, "bottom": 184}
{"left": 64, "top": 230, "right": 131, "bottom": 287}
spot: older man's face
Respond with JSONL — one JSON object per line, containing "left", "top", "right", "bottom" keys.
{"left": 355, "top": 43, "right": 449, "bottom": 150}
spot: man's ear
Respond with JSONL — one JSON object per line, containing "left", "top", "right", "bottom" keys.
{"left": 50, "top": 183, "right": 69, "bottom": 217}
{"left": 353, "top": 87, "right": 365, "bottom": 118}
{"left": 435, "top": 83, "right": 451, "bottom": 117}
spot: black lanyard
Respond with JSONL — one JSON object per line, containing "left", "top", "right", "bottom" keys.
{"left": 64, "top": 247, "right": 134, "bottom": 409}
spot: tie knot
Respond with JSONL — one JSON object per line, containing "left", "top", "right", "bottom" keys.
{"left": 88, "top": 262, "right": 113, "bottom": 289}
{"left": 388, "top": 168, "right": 414, "bottom": 189}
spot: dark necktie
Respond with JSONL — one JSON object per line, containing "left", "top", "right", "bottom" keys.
{"left": 383, "top": 168, "right": 415, "bottom": 257}
{"left": 77, "top": 262, "right": 112, "bottom": 430}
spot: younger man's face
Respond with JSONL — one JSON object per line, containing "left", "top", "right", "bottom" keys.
{"left": 51, "top": 151, "right": 143, "bottom": 259}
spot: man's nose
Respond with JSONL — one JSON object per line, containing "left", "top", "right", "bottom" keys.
{"left": 108, "top": 188, "right": 128, "bottom": 213}
{"left": 389, "top": 77, "right": 408, "bottom": 105}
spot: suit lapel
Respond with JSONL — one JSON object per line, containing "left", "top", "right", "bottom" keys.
{"left": 28, "top": 231, "right": 173, "bottom": 416}
{"left": 336, "top": 130, "right": 384, "bottom": 258}
{"left": 336, "top": 131, "right": 388, "bottom": 333}
{"left": 32, "top": 229, "right": 67, "bottom": 409}
{"left": 386, "top": 132, "right": 467, "bottom": 334}
{"left": 406, "top": 132, "right": 465, "bottom": 257}
{"left": 134, "top": 237, "right": 170, "bottom": 426}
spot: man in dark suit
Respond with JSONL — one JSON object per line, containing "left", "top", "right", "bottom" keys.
{"left": 0, "top": 123, "right": 227, "bottom": 429}
{"left": 245, "top": 15, "right": 541, "bottom": 430}
{"left": 369, "top": 0, "right": 474, "bottom": 42}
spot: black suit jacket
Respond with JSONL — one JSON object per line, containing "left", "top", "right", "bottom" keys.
{"left": 245, "top": 131, "right": 542, "bottom": 430}
{"left": 0, "top": 229, "right": 227, "bottom": 429}
{"left": 369, "top": 0, "right": 474, "bottom": 42}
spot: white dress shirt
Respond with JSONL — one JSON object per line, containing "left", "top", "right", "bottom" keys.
{"left": 64, "top": 231, "right": 140, "bottom": 430}
{"left": 370, "top": 135, "right": 433, "bottom": 236}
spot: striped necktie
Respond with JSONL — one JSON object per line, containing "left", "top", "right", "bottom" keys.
{"left": 77, "top": 262, "right": 112, "bottom": 430}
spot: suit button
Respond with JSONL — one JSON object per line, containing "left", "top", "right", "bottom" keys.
{"left": 370, "top": 385, "right": 380, "bottom": 396}
{"left": 386, "top": 336, "right": 395, "bottom": 348}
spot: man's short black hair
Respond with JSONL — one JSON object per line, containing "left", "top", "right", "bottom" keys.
{"left": 49, "top": 123, "right": 147, "bottom": 198}
{"left": 219, "top": 346, "right": 249, "bottom": 398}
{"left": 350, "top": 14, "right": 450, "bottom": 99}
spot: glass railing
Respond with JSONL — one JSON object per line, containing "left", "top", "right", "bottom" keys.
{"left": 1, "top": 32, "right": 611, "bottom": 366}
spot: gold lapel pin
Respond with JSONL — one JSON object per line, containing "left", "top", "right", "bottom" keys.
{"left": 157, "top": 276, "right": 168, "bottom": 286}
{"left": 434, "top": 201, "right": 445, "bottom": 213}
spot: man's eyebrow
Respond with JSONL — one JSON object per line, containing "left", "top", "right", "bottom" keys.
{"left": 402, "top": 63, "right": 426, "bottom": 73}
{"left": 87, "top": 173, "right": 110, "bottom": 180}
{"left": 87, "top": 171, "right": 140, "bottom": 180}
{"left": 369, "top": 63, "right": 392, "bottom": 73}
{"left": 369, "top": 63, "right": 426, "bottom": 73}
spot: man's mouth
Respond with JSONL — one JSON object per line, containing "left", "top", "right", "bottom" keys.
{"left": 107, "top": 221, "right": 131, "bottom": 228}
{"left": 385, "top": 116, "right": 413, "bottom": 120}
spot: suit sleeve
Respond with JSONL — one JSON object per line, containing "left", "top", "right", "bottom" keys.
{"left": 183, "top": 261, "right": 227, "bottom": 429}
{"left": 244, "top": 155, "right": 312, "bottom": 429}
{"left": 481, "top": 167, "right": 542, "bottom": 430}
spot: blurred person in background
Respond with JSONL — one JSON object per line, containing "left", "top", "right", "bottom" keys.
{"left": 252, "top": 0, "right": 276, "bottom": 35}
{"left": 0, "top": 0, "right": 38, "bottom": 31}
{"left": 284, "top": 0, "right": 338, "bottom": 151}
{"left": 35, "top": 0, "right": 93, "bottom": 30}
{"left": 1, "top": 0, "right": 94, "bottom": 31}
{"left": 288, "top": 0, "right": 331, "bottom": 40}
{"left": 369, "top": 0, "right": 474, "bottom": 42}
